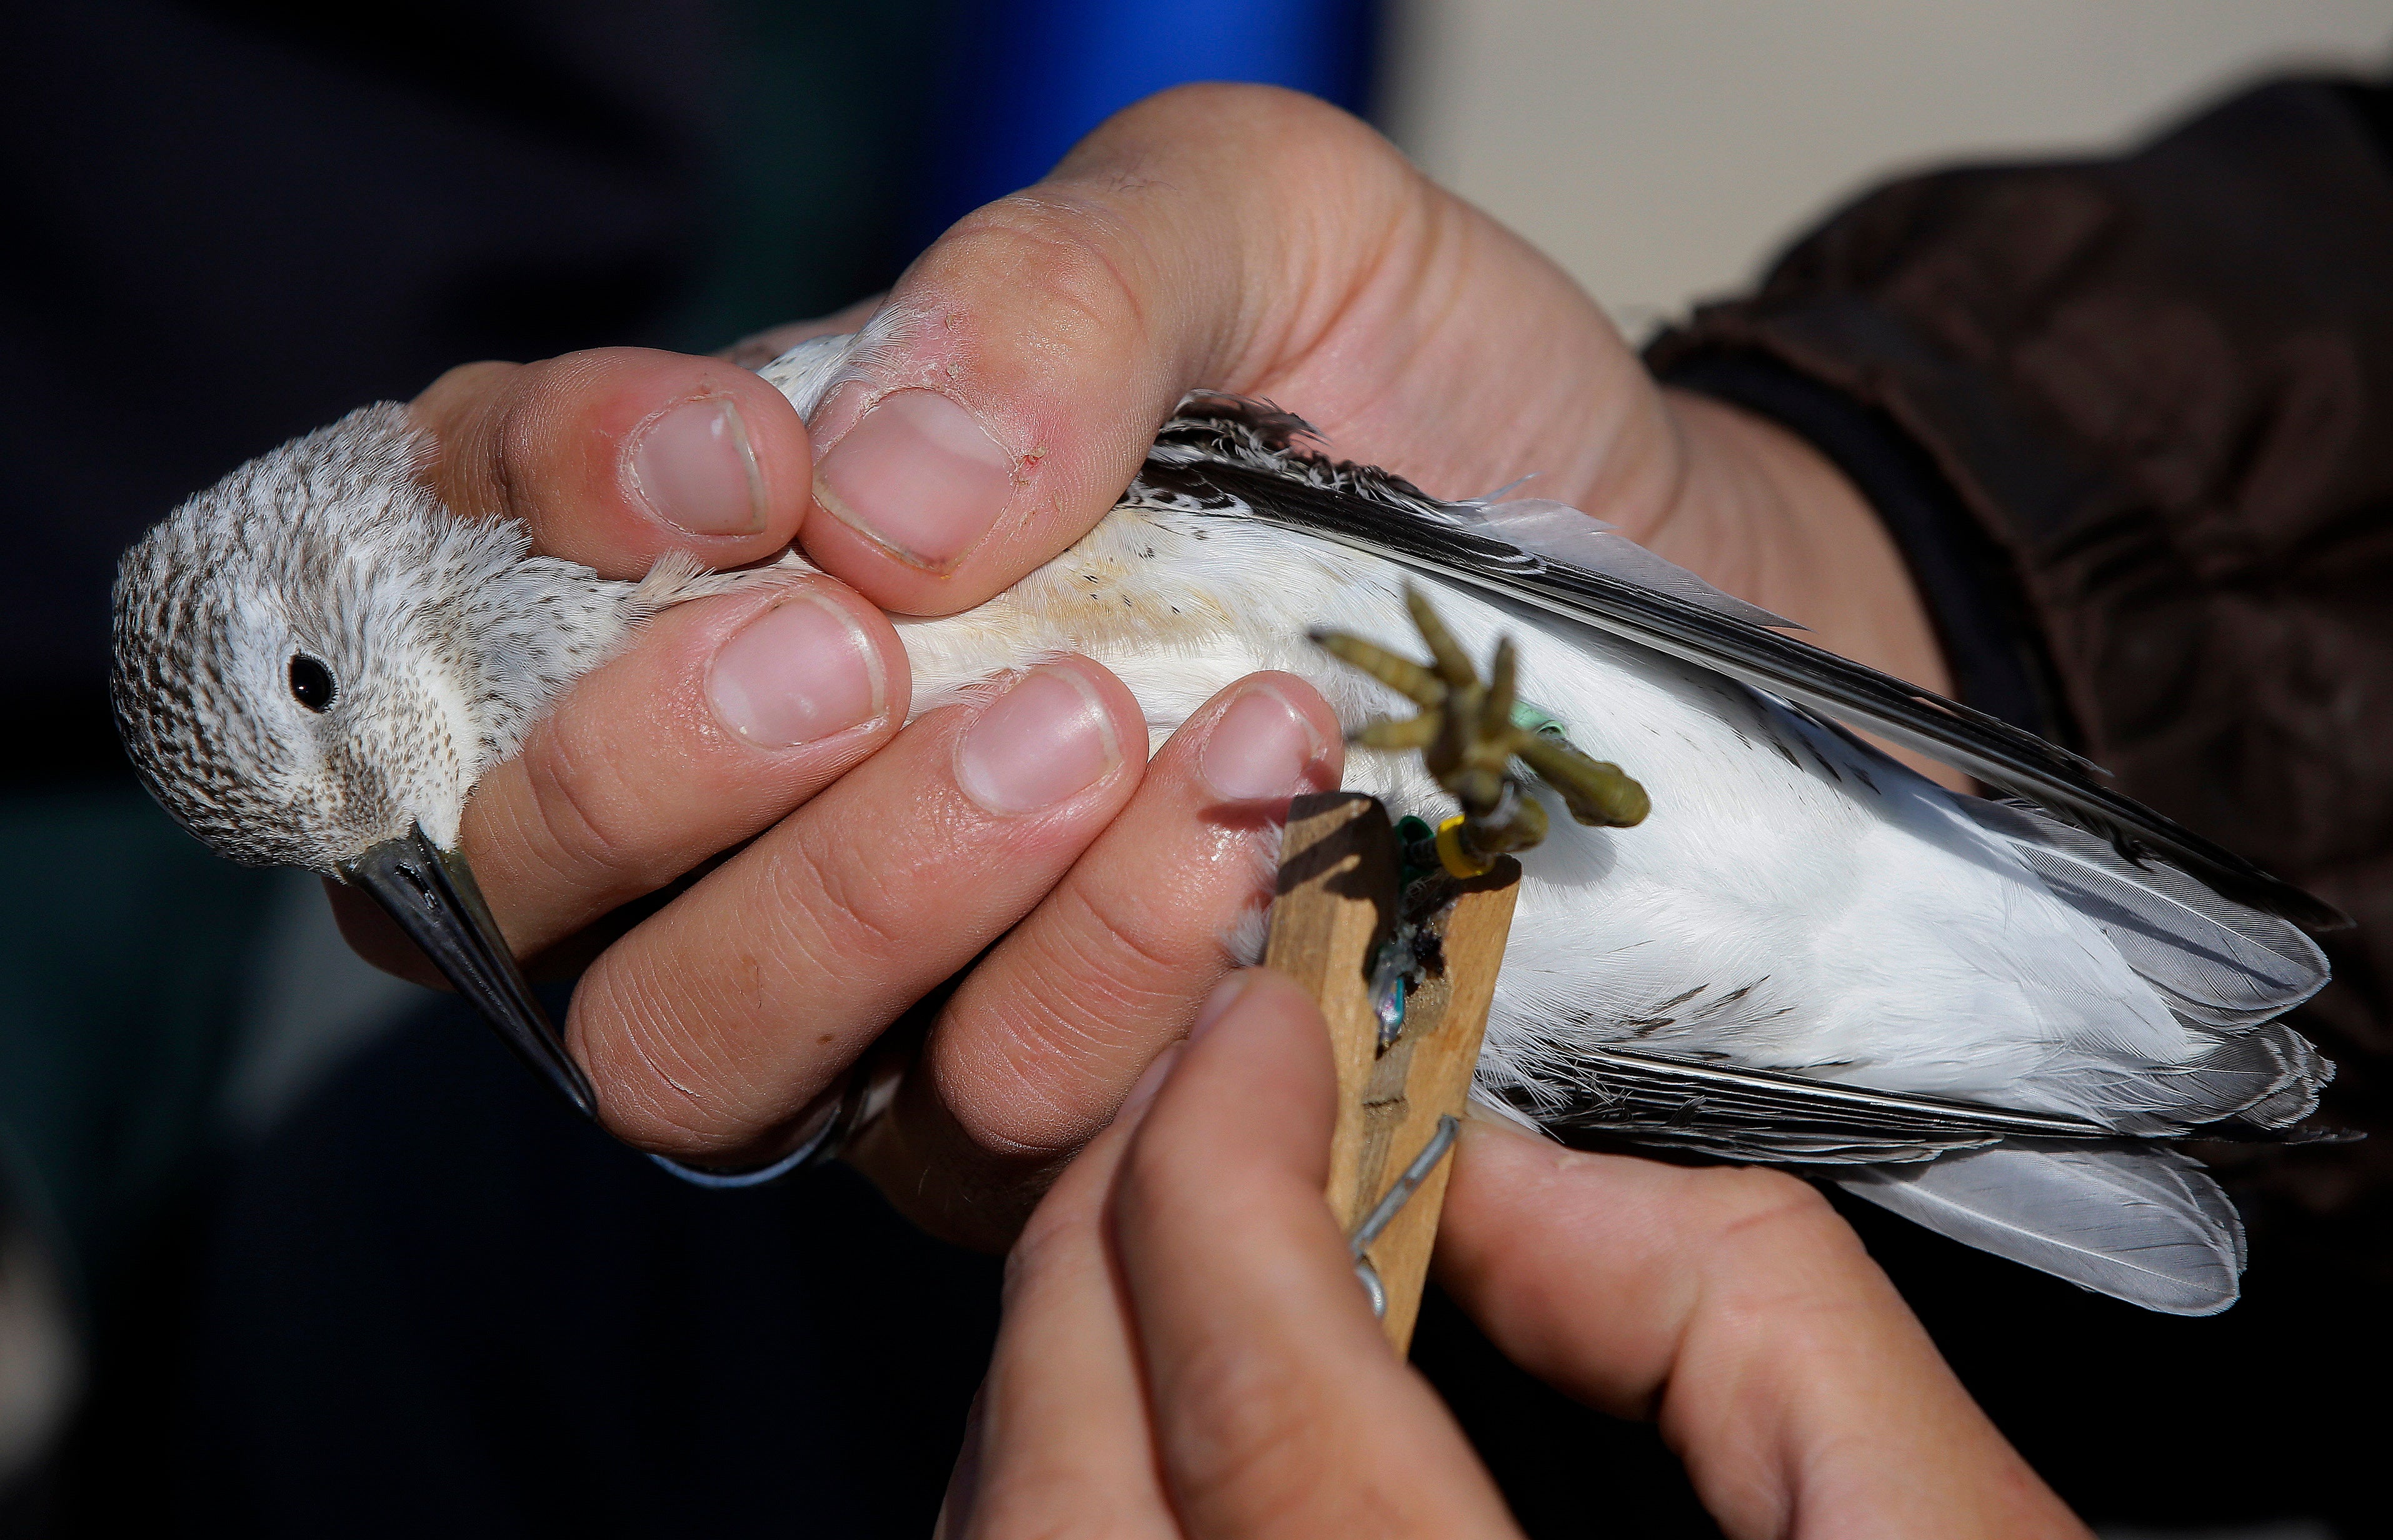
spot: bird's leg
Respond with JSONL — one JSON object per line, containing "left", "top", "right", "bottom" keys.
{"left": 1313, "top": 587, "right": 1648, "bottom": 878}
{"left": 1515, "top": 725, "right": 1651, "bottom": 829}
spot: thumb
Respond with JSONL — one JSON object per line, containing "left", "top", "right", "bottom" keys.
{"left": 792, "top": 84, "right": 1460, "bottom": 617}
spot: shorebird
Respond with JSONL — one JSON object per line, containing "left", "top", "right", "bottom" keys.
{"left": 111, "top": 326, "right": 2342, "bottom": 1314}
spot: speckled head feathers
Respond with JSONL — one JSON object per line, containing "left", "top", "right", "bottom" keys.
{"left": 109, "top": 404, "right": 626, "bottom": 870}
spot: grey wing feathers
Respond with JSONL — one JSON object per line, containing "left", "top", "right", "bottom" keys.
{"left": 1127, "top": 396, "right": 2324, "bottom": 1319}
{"left": 1513, "top": 1048, "right": 2117, "bottom": 1165}
{"left": 1964, "top": 796, "right": 2332, "bottom": 1131}
{"left": 1470, "top": 498, "right": 1805, "bottom": 631}
{"left": 1962, "top": 798, "right": 2328, "bottom": 1029}
{"left": 1131, "top": 395, "right": 2346, "bottom": 930}
{"left": 1512, "top": 1047, "right": 2259, "bottom": 1310}
{"left": 1519, "top": 1052, "right": 2259, "bottom": 1311}
{"left": 1835, "top": 1146, "right": 2246, "bottom": 1316}
{"left": 2215, "top": 1023, "right": 2335, "bottom": 1128}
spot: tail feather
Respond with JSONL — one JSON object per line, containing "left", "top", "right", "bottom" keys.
{"left": 2081, "top": 1019, "right": 2333, "bottom": 1135}
{"left": 1835, "top": 1145, "right": 2244, "bottom": 1316}
{"left": 2197, "top": 1021, "right": 2332, "bottom": 1129}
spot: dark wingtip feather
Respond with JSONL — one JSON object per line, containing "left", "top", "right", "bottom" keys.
{"left": 2080, "top": 825, "right": 2352, "bottom": 933}
{"left": 1164, "top": 391, "right": 1325, "bottom": 452}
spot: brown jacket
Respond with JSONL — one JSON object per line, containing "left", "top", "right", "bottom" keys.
{"left": 1650, "top": 79, "right": 2393, "bottom": 1242}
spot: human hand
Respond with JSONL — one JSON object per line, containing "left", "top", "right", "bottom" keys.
{"left": 754, "top": 84, "right": 1954, "bottom": 754}
{"left": 331, "top": 342, "right": 1343, "bottom": 1244}
{"left": 340, "top": 80, "right": 1956, "bottom": 1244}
{"left": 952, "top": 967, "right": 2090, "bottom": 1540}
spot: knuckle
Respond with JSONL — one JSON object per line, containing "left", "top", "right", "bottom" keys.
{"left": 1708, "top": 1165, "right": 1837, "bottom": 1240}
{"left": 933, "top": 1023, "right": 1097, "bottom": 1163}
{"left": 412, "top": 361, "right": 523, "bottom": 521}
{"left": 1104, "top": 81, "right": 1363, "bottom": 159}
{"left": 1158, "top": 1338, "right": 1327, "bottom": 1506}
{"left": 1099, "top": 85, "right": 1400, "bottom": 226}
{"left": 491, "top": 366, "right": 557, "bottom": 523}
{"left": 514, "top": 717, "right": 651, "bottom": 899}
{"left": 758, "top": 830, "right": 909, "bottom": 972}
{"left": 577, "top": 944, "right": 836, "bottom": 1164}
{"left": 932, "top": 202, "right": 1154, "bottom": 355}
{"left": 1056, "top": 881, "right": 1195, "bottom": 986}
{"left": 483, "top": 348, "right": 640, "bottom": 528}
{"left": 414, "top": 358, "right": 518, "bottom": 417}
{"left": 1695, "top": 1168, "right": 1862, "bottom": 1299}
{"left": 1012, "top": 891, "right": 1196, "bottom": 1054}
{"left": 945, "top": 921, "right": 1203, "bottom": 1158}
{"left": 572, "top": 899, "right": 853, "bottom": 1162}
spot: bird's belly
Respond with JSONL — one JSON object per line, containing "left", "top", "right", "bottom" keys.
{"left": 891, "top": 506, "right": 2187, "bottom": 1119}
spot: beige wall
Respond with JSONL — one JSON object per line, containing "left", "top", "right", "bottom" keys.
{"left": 1381, "top": 1, "right": 2393, "bottom": 338}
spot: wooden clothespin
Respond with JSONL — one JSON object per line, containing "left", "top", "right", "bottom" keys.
{"left": 1265, "top": 791, "right": 1522, "bottom": 1352}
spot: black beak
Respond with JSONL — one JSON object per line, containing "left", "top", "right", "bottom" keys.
{"left": 338, "top": 826, "right": 598, "bottom": 1121}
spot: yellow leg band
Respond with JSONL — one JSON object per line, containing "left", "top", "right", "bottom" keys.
{"left": 1434, "top": 815, "right": 1493, "bottom": 879}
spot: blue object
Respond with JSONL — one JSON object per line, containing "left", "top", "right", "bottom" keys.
{"left": 650, "top": 1142, "right": 819, "bottom": 1189}
{"left": 908, "top": 0, "right": 1381, "bottom": 248}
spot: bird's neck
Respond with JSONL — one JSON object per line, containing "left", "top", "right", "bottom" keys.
{"left": 453, "top": 552, "right": 640, "bottom": 778}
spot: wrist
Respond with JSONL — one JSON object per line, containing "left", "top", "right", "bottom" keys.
{"left": 1654, "top": 387, "right": 1949, "bottom": 688}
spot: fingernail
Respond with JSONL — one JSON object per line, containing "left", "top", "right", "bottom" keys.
{"left": 955, "top": 666, "right": 1120, "bottom": 815}
{"left": 1189, "top": 971, "right": 1257, "bottom": 1044}
{"left": 1200, "top": 684, "right": 1323, "bottom": 802}
{"left": 1116, "top": 1042, "right": 1185, "bottom": 1123}
{"left": 628, "top": 396, "right": 768, "bottom": 536}
{"left": 815, "top": 390, "right": 1013, "bottom": 569}
{"left": 706, "top": 592, "right": 884, "bottom": 748}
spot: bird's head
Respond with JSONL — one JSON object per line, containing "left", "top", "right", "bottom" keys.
{"left": 110, "top": 403, "right": 598, "bottom": 1116}
{"left": 109, "top": 403, "right": 521, "bottom": 871}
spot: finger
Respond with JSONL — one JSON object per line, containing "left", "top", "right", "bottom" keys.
{"left": 329, "top": 572, "right": 908, "bottom": 983}
{"left": 795, "top": 84, "right": 1665, "bottom": 617}
{"left": 945, "top": 1048, "right": 1187, "bottom": 1540}
{"left": 411, "top": 345, "right": 813, "bottom": 575}
{"left": 1112, "top": 971, "right": 1519, "bottom": 1540}
{"left": 563, "top": 656, "right": 1151, "bottom": 1164}
{"left": 1436, "top": 1126, "right": 2086, "bottom": 1539}
{"left": 851, "top": 672, "right": 1344, "bottom": 1246}
{"left": 1434, "top": 1126, "right": 1851, "bottom": 1420}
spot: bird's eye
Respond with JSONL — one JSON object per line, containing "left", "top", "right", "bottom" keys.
{"left": 288, "top": 655, "right": 336, "bottom": 712}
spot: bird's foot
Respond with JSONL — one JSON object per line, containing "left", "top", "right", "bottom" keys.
{"left": 1312, "top": 587, "right": 1648, "bottom": 877}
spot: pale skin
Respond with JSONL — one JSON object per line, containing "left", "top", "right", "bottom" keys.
{"left": 951, "top": 969, "right": 2087, "bottom": 1540}
{"left": 327, "top": 84, "right": 2079, "bottom": 1534}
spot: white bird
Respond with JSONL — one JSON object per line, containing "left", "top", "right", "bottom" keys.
{"left": 111, "top": 326, "right": 2343, "bottom": 1315}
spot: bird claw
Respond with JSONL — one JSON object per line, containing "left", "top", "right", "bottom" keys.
{"left": 1312, "top": 588, "right": 1649, "bottom": 875}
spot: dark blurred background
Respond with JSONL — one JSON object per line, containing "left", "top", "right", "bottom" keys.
{"left": 1, "top": 3, "right": 2386, "bottom": 1537}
